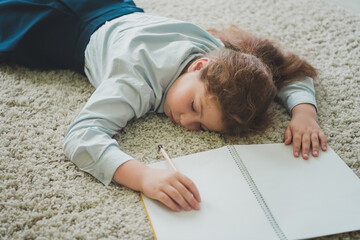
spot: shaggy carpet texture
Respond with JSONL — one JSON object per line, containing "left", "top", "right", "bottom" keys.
{"left": 1, "top": 0, "right": 359, "bottom": 239}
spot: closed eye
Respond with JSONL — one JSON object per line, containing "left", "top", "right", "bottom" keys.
{"left": 191, "top": 101, "right": 196, "bottom": 112}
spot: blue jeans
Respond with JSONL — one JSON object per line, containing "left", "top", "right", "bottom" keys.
{"left": 0, "top": 0, "right": 143, "bottom": 74}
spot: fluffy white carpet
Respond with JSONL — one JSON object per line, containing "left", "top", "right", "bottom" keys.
{"left": 1, "top": 0, "right": 359, "bottom": 239}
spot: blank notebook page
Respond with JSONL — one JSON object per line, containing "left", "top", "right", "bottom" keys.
{"left": 141, "top": 144, "right": 360, "bottom": 240}
{"left": 141, "top": 147, "right": 279, "bottom": 240}
{"left": 237, "top": 144, "right": 360, "bottom": 240}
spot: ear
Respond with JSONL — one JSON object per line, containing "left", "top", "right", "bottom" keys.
{"left": 187, "top": 58, "right": 209, "bottom": 72}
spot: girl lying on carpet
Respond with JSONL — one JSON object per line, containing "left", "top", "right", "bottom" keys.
{"left": 0, "top": 0, "right": 327, "bottom": 212}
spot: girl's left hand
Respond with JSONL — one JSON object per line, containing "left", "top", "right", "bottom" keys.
{"left": 284, "top": 104, "right": 327, "bottom": 159}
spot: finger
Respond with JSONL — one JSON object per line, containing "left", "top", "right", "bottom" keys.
{"left": 301, "top": 134, "right": 311, "bottom": 160}
{"left": 284, "top": 126, "right": 292, "bottom": 145}
{"left": 173, "top": 182, "right": 200, "bottom": 210}
{"left": 311, "top": 133, "right": 320, "bottom": 157}
{"left": 166, "top": 185, "right": 192, "bottom": 211}
{"left": 319, "top": 131, "right": 327, "bottom": 151}
{"left": 292, "top": 133, "right": 302, "bottom": 157}
{"left": 179, "top": 174, "right": 201, "bottom": 203}
{"left": 157, "top": 192, "right": 181, "bottom": 212}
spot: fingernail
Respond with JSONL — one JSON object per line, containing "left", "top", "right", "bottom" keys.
{"left": 304, "top": 153, "right": 308, "bottom": 159}
{"left": 313, "top": 151, "right": 318, "bottom": 156}
{"left": 295, "top": 152, "right": 299, "bottom": 157}
{"left": 195, "top": 202, "right": 200, "bottom": 210}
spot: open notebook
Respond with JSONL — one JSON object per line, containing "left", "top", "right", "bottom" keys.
{"left": 141, "top": 143, "right": 360, "bottom": 240}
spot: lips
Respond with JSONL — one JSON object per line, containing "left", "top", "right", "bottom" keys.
{"left": 169, "top": 111, "right": 175, "bottom": 122}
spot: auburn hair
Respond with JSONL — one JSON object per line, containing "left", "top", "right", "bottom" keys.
{"left": 202, "top": 25, "right": 317, "bottom": 135}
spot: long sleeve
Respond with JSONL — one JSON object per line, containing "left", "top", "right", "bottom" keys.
{"left": 63, "top": 78, "right": 153, "bottom": 185}
{"left": 276, "top": 76, "right": 317, "bottom": 114}
{"left": 63, "top": 12, "right": 224, "bottom": 186}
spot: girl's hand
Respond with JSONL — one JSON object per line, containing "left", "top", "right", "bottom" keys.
{"left": 141, "top": 168, "right": 201, "bottom": 212}
{"left": 284, "top": 104, "right": 327, "bottom": 159}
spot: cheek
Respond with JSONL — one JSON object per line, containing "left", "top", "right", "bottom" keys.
{"left": 165, "top": 77, "right": 193, "bottom": 113}
{"left": 164, "top": 88, "right": 175, "bottom": 109}
{"left": 166, "top": 85, "right": 183, "bottom": 107}
{"left": 166, "top": 93, "right": 188, "bottom": 114}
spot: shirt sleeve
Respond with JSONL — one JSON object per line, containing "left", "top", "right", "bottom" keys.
{"left": 63, "top": 78, "right": 152, "bottom": 186}
{"left": 275, "top": 76, "right": 317, "bottom": 114}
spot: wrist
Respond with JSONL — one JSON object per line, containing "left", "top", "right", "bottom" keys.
{"left": 112, "top": 160, "right": 149, "bottom": 192}
{"left": 291, "top": 103, "right": 317, "bottom": 119}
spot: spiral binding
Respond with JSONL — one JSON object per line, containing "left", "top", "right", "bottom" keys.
{"left": 228, "top": 145, "right": 288, "bottom": 240}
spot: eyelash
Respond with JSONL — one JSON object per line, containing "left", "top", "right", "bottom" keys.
{"left": 191, "top": 101, "right": 205, "bottom": 131}
{"left": 191, "top": 101, "right": 196, "bottom": 112}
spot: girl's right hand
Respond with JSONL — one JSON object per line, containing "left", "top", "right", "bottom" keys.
{"left": 140, "top": 168, "right": 201, "bottom": 212}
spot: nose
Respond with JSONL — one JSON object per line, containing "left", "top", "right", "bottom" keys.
{"left": 179, "top": 113, "right": 200, "bottom": 131}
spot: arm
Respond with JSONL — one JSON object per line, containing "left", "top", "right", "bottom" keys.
{"left": 63, "top": 79, "right": 141, "bottom": 185}
{"left": 276, "top": 77, "right": 327, "bottom": 159}
{"left": 113, "top": 160, "right": 201, "bottom": 211}
{"left": 63, "top": 79, "right": 200, "bottom": 211}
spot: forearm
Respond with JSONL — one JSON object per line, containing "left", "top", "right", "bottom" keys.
{"left": 63, "top": 126, "right": 133, "bottom": 185}
{"left": 291, "top": 103, "right": 317, "bottom": 120}
{"left": 112, "top": 160, "right": 149, "bottom": 192}
{"left": 276, "top": 76, "right": 317, "bottom": 114}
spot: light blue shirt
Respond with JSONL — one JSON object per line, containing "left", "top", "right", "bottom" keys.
{"left": 276, "top": 76, "right": 317, "bottom": 113}
{"left": 63, "top": 13, "right": 317, "bottom": 185}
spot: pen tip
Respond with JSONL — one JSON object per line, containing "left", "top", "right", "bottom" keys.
{"left": 157, "top": 144, "right": 163, "bottom": 150}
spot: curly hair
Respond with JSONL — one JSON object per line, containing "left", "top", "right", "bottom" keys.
{"left": 201, "top": 26, "right": 317, "bottom": 135}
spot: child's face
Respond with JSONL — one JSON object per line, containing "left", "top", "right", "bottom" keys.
{"left": 163, "top": 59, "right": 224, "bottom": 133}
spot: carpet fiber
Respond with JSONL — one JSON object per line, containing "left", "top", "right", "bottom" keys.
{"left": 1, "top": 0, "right": 359, "bottom": 239}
